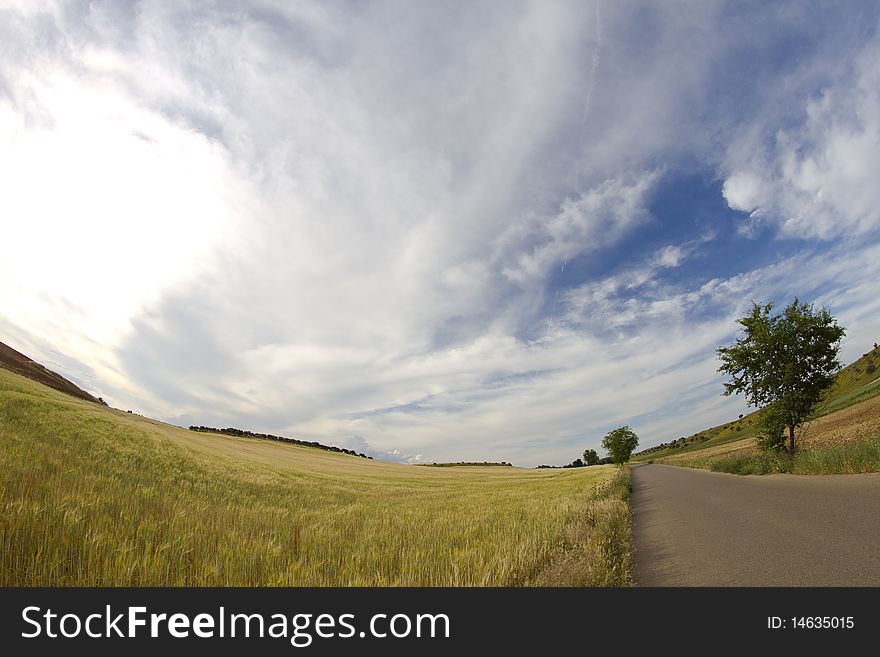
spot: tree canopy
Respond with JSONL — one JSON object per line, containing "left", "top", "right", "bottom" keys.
{"left": 601, "top": 426, "right": 639, "bottom": 465}
{"left": 583, "top": 448, "right": 600, "bottom": 466}
{"left": 716, "top": 298, "right": 845, "bottom": 454}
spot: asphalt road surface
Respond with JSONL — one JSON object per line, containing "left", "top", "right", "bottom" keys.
{"left": 631, "top": 464, "right": 880, "bottom": 586}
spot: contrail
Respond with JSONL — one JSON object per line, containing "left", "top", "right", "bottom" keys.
{"left": 533, "top": 3, "right": 602, "bottom": 379}
{"left": 574, "top": 0, "right": 602, "bottom": 190}
{"left": 581, "top": 0, "right": 602, "bottom": 128}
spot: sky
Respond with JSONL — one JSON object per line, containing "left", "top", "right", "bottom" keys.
{"left": 2, "top": 1, "right": 880, "bottom": 466}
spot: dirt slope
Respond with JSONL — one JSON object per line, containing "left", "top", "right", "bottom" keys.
{"left": 0, "top": 340, "right": 99, "bottom": 403}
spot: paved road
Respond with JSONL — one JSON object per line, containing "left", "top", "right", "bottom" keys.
{"left": 631, "top": 464, "right": 880, "bottom": 586}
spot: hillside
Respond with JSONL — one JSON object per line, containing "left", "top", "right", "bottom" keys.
{"left": 0, "top": 340, "right": 100, "bottom": 404}
{"left": 0, "top": 367, "right": 629, "bottom": 586}
{"left": 634, "top": 342, "right": 880, "bottom": 462}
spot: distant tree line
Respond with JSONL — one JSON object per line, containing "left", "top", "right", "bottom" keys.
{"left": 537, "top": 456, "right": 613, "bottom": 469}
{"left": 188, "top": 426, "right": 372, "bottom": 459}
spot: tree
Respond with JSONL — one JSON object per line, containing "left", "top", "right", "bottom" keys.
{"left": 601, "top": 426, "right": 639, "bottom": 465}
{"left": 582, "top": 448, "right": 600, "bottom": 466}
{"left": 716, "top": 298, "right": 845, "bottom": 454}
{"left": 755, "top": 405, "right": 787, "bottom": 453}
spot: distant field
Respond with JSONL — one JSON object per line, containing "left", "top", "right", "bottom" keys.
{"left": 0, "top": 369, "right": 629, "bottom": 586}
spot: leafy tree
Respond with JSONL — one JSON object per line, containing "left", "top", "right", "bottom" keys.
{"left": 601, "top": 426, "right": 639, "bottom": 465}
{"left": 582, "top": 448, "right": 600, "bottom": 466}
{"left": 755, "top": 405, "right": 787, "bottom": 453}
{"left": 716, "top": 298, "right": 845, "bottom": 454}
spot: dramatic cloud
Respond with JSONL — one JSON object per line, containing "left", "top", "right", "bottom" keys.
{"left": 2, "top": 1, "right": 880, "bottom": 465}
{"left": 722, "top": 15, "right": 880, "bottom": 239}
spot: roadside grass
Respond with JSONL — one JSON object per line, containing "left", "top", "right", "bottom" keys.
{"left": 533, "top": 466, "right": 631, "bottom": 587}
{"left": 0, "top": 369, "right": 630, "bottom": 586}
{"left": 670, "top": 436, "right": 880, "bottom": 476}
{"left": 708, "top": 453, "right": 789, "bottom": 475}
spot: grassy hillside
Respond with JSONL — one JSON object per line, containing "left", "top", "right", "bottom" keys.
{"left": 634, "top": 342, "right": 880, "bottom": 461}
{"left": 0, "top": 340, "right": 100, "bottom": 403}
{"left": 0, "top": 368, "right": 630, "bottom": 586}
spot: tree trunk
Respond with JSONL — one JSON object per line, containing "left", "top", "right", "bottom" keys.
{"left": 788, "top": 424, "right": 796, "bottom": 455}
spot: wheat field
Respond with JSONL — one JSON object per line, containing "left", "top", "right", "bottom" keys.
{"left": 0, "top": 368, "right": 629, "bottom": 586}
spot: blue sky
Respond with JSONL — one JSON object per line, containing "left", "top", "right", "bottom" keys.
{"left": 2, "top": 1, "right": 880, "bottom": 466}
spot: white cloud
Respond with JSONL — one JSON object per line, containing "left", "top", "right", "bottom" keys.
{"left": 722, "top": 33, "right": 880, "bottom": 239}
{"left": 652, "top": 245, "right": 685, "bottom": 269}
{"left": 722, "top": 172, "right": 764, "bottom": 215}
{"left": 0, "top": 38, "right": 262, "bottom": 401}
{"left": 2, "top": 2, "right": 880, "bottom": 466}
{"left": 501, "top": 170, "right": 661, "bottom": 286}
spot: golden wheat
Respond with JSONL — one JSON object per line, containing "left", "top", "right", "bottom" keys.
{"left": 0, "top": 368, "right": 627, "bottom": 586}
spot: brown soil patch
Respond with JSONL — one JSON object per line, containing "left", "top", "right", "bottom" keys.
{"left": 662, "top": 436, "right": 756, "bottom": 462}
{"left": 799, "top": 393, "right": 880, "bottom": 448}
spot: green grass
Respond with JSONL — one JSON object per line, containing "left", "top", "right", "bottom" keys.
{"left": 0, "top": 368, "right": 630, "bottom": 586}
{"left": 670, "top": 436, "right": 880, "bottom": 476}
{"left": 811, "top": 376, "right": 880, "bottom": 417}
{"left": 791, "top": 438, "right": 880, "bottom": 474}
{"left": 816, "top": 344, "right": 880, "bottom": 406}
{"left": 707, "top": 453, "right": 789, "bottom": 475}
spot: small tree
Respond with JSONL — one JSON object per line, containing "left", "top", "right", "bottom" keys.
{"left": 582, "top": 448, "right": 600, "bottom": 466}
{"left": 755, "top": 405, "right": 787, "bottom": 452}
{"left": 601, "top": 426, "right": 639, "bottom": 465}
{"left": 716, "top": 298, "right": 845, "bottom": 454}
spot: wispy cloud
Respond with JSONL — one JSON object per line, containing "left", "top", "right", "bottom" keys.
{"left": 721, "top": 17, "right": 880, "bottom": 239}
{"left": 2, "top": 1, "right": 880, "bottom": 466}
